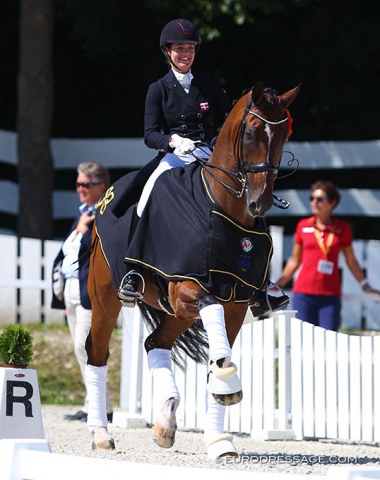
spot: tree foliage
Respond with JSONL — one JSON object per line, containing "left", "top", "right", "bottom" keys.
{"left": 2, "top": 0, "right": 379, "bottom": 142}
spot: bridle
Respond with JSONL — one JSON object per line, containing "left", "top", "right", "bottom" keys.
{"left": 195, "top": 93, "right": 298, "bottom": 207}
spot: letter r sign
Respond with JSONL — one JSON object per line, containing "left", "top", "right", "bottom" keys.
{"left": 6, "top": 380, "right": 34, "bottom": 417}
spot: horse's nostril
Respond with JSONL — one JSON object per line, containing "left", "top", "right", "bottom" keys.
{"left": 249, "top": 202, "right": 257, "bottom": 215}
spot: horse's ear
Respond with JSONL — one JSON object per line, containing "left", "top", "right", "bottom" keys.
{"left": 251, "top": 81, "right": 265, "bottom": 104}
{"left": 279, "top": 84, "right": 302, "bottom": 109}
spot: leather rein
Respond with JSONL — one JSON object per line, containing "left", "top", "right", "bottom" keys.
{"left": 195, "top": 96, "right": 297, "bottom": 208}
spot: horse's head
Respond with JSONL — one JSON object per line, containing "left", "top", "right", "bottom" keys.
{"left": 210, "top": 82, "right": 300, "bottom": 222}
{"left": 236, "top": 82, "right": 300, "bottom": 217}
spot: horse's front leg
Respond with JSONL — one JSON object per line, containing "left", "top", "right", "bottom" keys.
{"left": 86, "top": 236, "right": 121, "bottom": 451}
{"left": 198, "top": 294, "right": 244, "bottom": 406}
{"left": 201, "top": 299, "right": 247, "bottom": 459}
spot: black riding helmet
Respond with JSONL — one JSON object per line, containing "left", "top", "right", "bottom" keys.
{"left": 160, "top": 19, "right": 201, "bottom": 56}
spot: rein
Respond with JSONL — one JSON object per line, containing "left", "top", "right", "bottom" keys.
{"left": 194, "top": 93, "right": 296, "bottom": 204}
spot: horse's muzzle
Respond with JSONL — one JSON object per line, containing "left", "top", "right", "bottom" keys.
{"left": 249, "top": 199, "right": 272, "bottom": 217}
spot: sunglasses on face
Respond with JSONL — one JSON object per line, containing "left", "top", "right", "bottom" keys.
{"left": 76, "top": 181, "right": 101, "bottom": 189}
{"left": 309, "top": 195, "right": 327, "bottom": 203}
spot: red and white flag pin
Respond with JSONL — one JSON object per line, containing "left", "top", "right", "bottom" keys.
{"left": 200, "top": 102, "right": 209, "bottom": 111}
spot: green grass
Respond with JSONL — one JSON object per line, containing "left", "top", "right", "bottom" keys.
{"left": 13, "top": 323, "right": 121, "bottom": 405}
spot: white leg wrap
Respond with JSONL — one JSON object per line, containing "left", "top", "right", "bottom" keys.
{"left": 200, "top": 303, "right": 232, "bottom": 362}
{"left": 204, "top": 389, "right": 237, "bottom": 459}
{"left": 86, "top": 364, "right": 108, "bottom": 432}
{"left": 148, "top": 349, "right": 180, "bottom": 410}
{"left": 204, "top": 388, "right": 225, "bottom": 439}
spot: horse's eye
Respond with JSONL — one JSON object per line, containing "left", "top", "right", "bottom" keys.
{"left": 245, "top": 128, "right": 255, "bottom": 142}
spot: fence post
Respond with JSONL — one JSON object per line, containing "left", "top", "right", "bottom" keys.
{"left": 276, "top": 310, "right": 296, "bottom": 439}
{"left": 269, "top": 225, "right": 284, "bottom": 282}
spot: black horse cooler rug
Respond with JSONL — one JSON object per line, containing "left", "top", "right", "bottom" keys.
{"left": 95, "top": 162, "right": 273, "bottom": 303}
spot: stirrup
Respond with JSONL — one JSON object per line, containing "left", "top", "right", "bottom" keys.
{"left": 117, "top": 270, "right": 145, "bottom": 307}
{"left": 250, "top": 282, "right": 289, "bottom": 317}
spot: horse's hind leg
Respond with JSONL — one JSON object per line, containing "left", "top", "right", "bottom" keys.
{"left": 86, "top": 234, "right": 121, "bottom": 450}
{"left": 143, "top": 310, "right": 198, "bottom": 449}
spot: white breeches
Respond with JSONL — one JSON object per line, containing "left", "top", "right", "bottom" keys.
{"left": 137, "top": 147, "right": 210, "bottom": 217}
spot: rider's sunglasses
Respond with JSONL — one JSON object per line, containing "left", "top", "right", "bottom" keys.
{"left": 309, "top": 195, "right": 326, "bottom": 203}
{"left": 76, "top": 181, "right": 101, "bottom": 189}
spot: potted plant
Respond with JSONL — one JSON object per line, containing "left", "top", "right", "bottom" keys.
{"left": 0, "top": 324, "right": 34, "bottom": 367}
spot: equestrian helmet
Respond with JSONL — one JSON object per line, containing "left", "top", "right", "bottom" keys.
{"left": 160, "top": 19, "right": 201, "bottom": 54}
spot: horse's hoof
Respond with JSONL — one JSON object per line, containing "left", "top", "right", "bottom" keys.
{"left": 208, "top": 362, "right": 243, "bottom": 406}
{"left": 213, "top": 390, "right": 243, "bottom": 406}
{"left": 92, "top": 427, "right": 116, "bottom": 451}
{"left": 152, "top": 397, "right": 178, "bottom": 448}
{"left": 205, "top": 434, "right": 238, "bottom": 460}
{"left": 152, "top": 423, "right": 176, "bottom": 448}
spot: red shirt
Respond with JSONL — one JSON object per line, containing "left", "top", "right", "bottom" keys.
{"left": 292, "top": 216, "right": 352, "bottom": 296}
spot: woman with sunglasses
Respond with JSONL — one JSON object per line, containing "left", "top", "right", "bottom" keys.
{"left": 277, "top": 180, "right": 380, "bottom": 331}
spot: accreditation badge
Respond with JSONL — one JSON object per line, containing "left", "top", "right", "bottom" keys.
{"left": 317, "top": 259, "right": 334, "bottom": 275}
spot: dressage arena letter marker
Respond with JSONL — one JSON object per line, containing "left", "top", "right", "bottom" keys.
{"left": 6, "top": 380, "right": 33, "bottom": 417}
{"left": 0, "top": 368, "right": 44, "bottom": 439}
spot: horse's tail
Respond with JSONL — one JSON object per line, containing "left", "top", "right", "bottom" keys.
{"left": 137, "top": 302, "right": 209, "bottom": 369}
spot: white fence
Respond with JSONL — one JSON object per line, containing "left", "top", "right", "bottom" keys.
{"left": 0, "top": 235, "right": 64, "bottom": 324}
{"left": 121, "top": 308, "right": 380, "bottom": 443}
{"left": 1, "top": 233, "right": 380, "bottom": 444}
{"left": 1, "top": 232, "right": 380, "bottom": 329}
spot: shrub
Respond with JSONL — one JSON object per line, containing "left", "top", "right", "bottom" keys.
{"left": 0, "top": 325, "right": 34, "bottom": 366}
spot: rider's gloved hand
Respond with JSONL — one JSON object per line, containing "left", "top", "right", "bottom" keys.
{"left": 169, "top": 134, "right": 196, "bottom": 155}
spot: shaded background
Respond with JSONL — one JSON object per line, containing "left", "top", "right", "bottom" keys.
{"left": 1, "top": 0, "right": 379, "bottom": 140}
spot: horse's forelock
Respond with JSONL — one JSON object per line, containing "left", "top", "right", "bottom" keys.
{"left": 263, "top": 87, "right": 279, "bottom": 107}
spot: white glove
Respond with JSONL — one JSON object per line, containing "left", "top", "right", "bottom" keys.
{"left": 169, "top": 134, "right": 196, "bottom": 155}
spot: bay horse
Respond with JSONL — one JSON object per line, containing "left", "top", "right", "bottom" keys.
{"left": 85, "top": 82, "right": 300, "bottom": 459}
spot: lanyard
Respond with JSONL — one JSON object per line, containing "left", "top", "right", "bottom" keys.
{"left": 314, "top": 228, "right": 334, "bottom": 258}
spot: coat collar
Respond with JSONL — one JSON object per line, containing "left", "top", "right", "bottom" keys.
{"left": 162, "top": 70, "right": 202, "bottom": 109}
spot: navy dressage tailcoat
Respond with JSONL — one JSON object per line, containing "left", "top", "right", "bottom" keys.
{"left": 144, "top": 69, "right": 231, "bottom": 152}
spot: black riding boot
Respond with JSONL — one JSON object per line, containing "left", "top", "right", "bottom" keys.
{"left": 249, "top": 283, "right": 289, "bottom": 318}
{"left": 117, "top": 269, "right": 145, "bottom": 307}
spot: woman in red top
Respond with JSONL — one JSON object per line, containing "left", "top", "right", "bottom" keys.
{"left": 277, "top": 180, "right": 380, "bottom": 331}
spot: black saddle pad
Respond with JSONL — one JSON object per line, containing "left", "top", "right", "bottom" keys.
{"left": 123, "top": 162, "right": 273, "bottom": 302}
{"left": 94, "top": 156, "right": 160, "bottom": 291}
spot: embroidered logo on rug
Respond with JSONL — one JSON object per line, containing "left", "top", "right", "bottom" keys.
{"left": 200, "top": 102, "right": 209, "bottom": 111}
{"left": 96, "top": 186, "right": 115, "bottom": 215}
{"left": 241, "top": 238, "right": 253, "bottom": 253}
